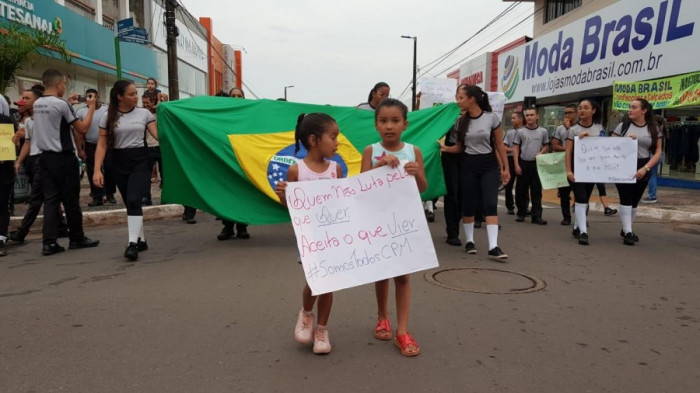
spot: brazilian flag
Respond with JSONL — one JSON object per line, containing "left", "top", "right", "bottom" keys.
{"left": 157, "top": 97, "right": 460, "bottom": 225}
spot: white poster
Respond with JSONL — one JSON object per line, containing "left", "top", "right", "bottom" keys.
{"left": 573, "top": 137, "right": 638, "bottom": 183}
{"left": 285, "top": 164, "right": 439, "bottom": 295}
{"left": 151, "top": 2, "right": 208, "bottom": 72}
{"left": 419, "top": 78, "right": 457, "bottom": 109}
{"left": 498, "top": 0, "right": 700, "bottom": 103}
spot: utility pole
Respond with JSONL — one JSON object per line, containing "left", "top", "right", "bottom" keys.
{"left": 401, "top": 35, "right": 418, "bottom": 111}
{"left": 165, "top": 0, "right": 179, "bottom": 100}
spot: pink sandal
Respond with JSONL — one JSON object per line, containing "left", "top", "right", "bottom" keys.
{"left": 374, "top": 318, "right": 392, "bottom": 340}
{"left": 395, "top": 332, "right": 420, "bottom": 357}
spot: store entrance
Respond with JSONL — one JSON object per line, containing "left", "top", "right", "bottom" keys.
{"left": 663, "top": 107, "right": 700, "bottom": 183}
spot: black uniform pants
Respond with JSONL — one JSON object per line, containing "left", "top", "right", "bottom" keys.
{"left": 40, "top": 152, "right": 84, "bottom": 244}
{"left": 0, "top": 162, "right": 15, "bottom": 237}
{"left": 504, "top": 156, "right": 516, "bottom": 210}
{"left": 615, "top": 158, "right": 651, "bottom": 208}
{"left": 515, "top": 159, "right": 543, "bottom": 219}
{"left": 442, "top": 152, "right": 462, "bottom": 239}
{"left": 18, "top": 155, "right": 68, "bottom": 235}
{"left": 86, "top": 142, "right": 116, "bottom": 199}
{"left": 112, "top": 148, "right": 151, "bottom": 216}
{"left": 558, "top": 185, "right": 572, "bottom": 219}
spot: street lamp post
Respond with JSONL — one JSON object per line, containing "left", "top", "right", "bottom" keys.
{"left": 401, "top": 35, "right": 417, "bottom": 111}
{"left": 284, "top": 85, "right": 294, "bottom": 101}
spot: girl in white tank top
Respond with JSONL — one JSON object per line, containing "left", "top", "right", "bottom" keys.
{"left": 275, "top": 113, "right": 343, "bottom": 355}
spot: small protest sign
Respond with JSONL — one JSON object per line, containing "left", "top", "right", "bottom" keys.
{"left": 536, "top": 152, "right": 568, "bottom": 189}
{"left": 573, "top": 136, "right": 638, "bottom": 183}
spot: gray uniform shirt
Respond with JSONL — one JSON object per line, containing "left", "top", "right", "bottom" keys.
{"left": 77, "top": 105, "right": 108, "bottom": 144}
{"left": 514, "top": 125, "right": 549, "bottom": 161}
{"left": 356, "top": 103, "right": 374, "bottom": 111}
{"left": 613, "top": 122, "right": 654, "bottom": 159}
{"left": 552, "top": 125, "right": 569, "bottom": 143}
{"left": 462, "top": 111, "right": 501, "bottom": 155}
{"left": 99, "top": 107, "right": 156, "bottom": 149}
{"left": 0, "top": 94, "right": 9, "bottom": 116}
{"left": 23, "top": 118, "right": 41, "bottom": 156}
{"left": 32, "top": 96, "right": 78, "bottom": 153}
{"left": 567, "top": 122, "right": 604, "bottom": 141}
{"left": 503, "top": 128, "right": 518, "bottom": 157}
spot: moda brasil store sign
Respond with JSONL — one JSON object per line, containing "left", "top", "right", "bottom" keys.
{"left": 499, "top": 0, "right": 699, "bottom": 103}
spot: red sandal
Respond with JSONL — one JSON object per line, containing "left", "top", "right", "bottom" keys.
{"left": 374, "top": 318, "right": 392, "bottom": 340}
{"left": 395, "top": 332, "right": 420, "bottom": 357}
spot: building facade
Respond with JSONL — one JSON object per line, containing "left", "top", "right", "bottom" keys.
{"left": 499, "top": 0, "right": 700, "bottom": 186}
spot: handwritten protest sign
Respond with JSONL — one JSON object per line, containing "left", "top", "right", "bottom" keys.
{"left": 573, "top": 136, "right": 638, "bottom": 183}
{"left": 419, "top": 78, "right": 456, "bottom": 109}
{"left": 536, "top": 152, "right": 568, "bottom": 189}
{"left": 0, "top": 124, "right": 16, "bottom": 161}
{"left": 285, "top": 164, "right": 439, "bottom": 295}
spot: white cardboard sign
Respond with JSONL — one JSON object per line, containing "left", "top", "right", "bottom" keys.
{"left": 574, "top": 136, "right": 638, "bottom": 183}
{"left": 285, "top": 164, "right": 439, "bottom": 295}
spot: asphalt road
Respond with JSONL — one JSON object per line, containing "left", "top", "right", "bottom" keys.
{"left": 2, "top": 211, "right": 699, "bottom": 393}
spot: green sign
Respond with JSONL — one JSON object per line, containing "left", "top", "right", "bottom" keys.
{"left": 536, "top": 152, "right": 568, "bottom": 190}
{"left": 613, "top": 71, "right": 700, "bottom": 111}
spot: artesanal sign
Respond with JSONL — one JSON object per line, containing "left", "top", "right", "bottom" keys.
{"left": 613, "top": 71, "right": 700, "bottom": 110}
{"left": 0, "top": 0, "right": 62, "bottom": 34}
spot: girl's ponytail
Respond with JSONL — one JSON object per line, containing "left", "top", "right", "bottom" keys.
{"left": 294, "top": 113, "right": 306, "bottom": 154}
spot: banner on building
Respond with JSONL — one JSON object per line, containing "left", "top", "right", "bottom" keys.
{"left": 612, "top": 71, "right": 700, "bottom": 110}
{"left": 498, "top": 0, "right": 700, "bottom": 103}
{"left": 157, "top": 97, "right": 460, "bottom": 225}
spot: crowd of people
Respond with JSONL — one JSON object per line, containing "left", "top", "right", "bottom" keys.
{"left": 0, "top": 73, "right": 664, "bottom": 357}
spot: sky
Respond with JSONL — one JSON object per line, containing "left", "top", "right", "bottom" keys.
{"left": 177, "top": 0, "right": 534, "bottom": 107}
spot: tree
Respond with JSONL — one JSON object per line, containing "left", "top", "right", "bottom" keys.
{"left": 0, "top": 20, "right": 71, "bottom": 94}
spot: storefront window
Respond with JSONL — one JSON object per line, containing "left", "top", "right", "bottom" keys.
{"left": 662, "top": 110, "right": 700, "bottom": 182}
{"left": 537, "top": 105, "right": 565, "bottom": 137}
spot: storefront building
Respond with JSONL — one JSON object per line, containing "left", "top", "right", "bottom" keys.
{"left": 498, "top": 0, "right": 700, "bottom": 187}
{"left": 3, "top": 0, "right": 157, "bottom": 101}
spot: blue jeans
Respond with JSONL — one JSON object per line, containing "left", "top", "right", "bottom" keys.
{"left": 647, "top": 152, "right": 664, "bottom": 199}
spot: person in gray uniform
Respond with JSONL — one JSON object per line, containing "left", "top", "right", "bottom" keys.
{"left": 77, "top": 89, "right": 115, "bottom": 206}
{"left": 612, "top": 98, "right": 663, "bottom": 246}
{"left": 94, "top": 80, "right": 158, "bottom": 261}
{"left": 513, "top": 107, "right": 550, "bottom": 225}
{"left": 502, "top": 111, "right": 523, "bottom": 215}
{"left": 33, "top": 69, "right": 100, "bottom": 256}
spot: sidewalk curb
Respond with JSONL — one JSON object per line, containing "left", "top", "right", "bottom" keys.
{"left": 585, "top": 201, "right": 700, "bottom": 224}
{"left": 10, "top": 204, "right": 183, "bottom": 229}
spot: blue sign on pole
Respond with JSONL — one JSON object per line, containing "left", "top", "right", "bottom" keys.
{"left": 118, "top": 26, "right": 149, "bottom": 45}
{"left": 117, "top": 18, "right": 134, "bottom": 34}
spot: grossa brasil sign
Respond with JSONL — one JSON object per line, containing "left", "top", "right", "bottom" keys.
{"left": 499, "top": 0, "right": 699, "bottom": 103}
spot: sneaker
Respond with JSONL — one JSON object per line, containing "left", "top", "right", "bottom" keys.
{"left": 561, "top": 217, "right": 571, "bottom": 226}
{"left": 623, "top": 232, "right": 635, "bottom": 246}
{"left": 141, "top": 197, "right": 153, "bottom": 206}
{"left": 69, "top": 237, "right": 100, "bottom": 249}
{"left": 465, "top": 242, "right": 477, "bottom": 254}
{"left": 572, "top": 227, "right": 580, "bottom": 239}
{"left": 9, "top": 230, "right": 27, "bottom": 243}
{"left": 531, "top": 218, "right": 547, "bottom": 225}
{"left": 446, "top": 237, "right": 462, "bottom": 246}
{"left": 294, "top": 309, "right": 314, "bottom": 345}
{"left": 88, "top": 198, "right": 103, "bottom": 207}
{"left": 474, "top": 221, "right": 482, "bottom": 228}
{"left": 137, "top": 238, "right": 149, "bottom": 251}
{"left": 642, "top": 197, "right": 657, "bottom": 204}
{"left": 488, "top": 246, "right": 508, "bottom": 260}
{"left": 217, "top": 227, "right": 235, "bottom": 241}
{"left": 604, "top": 207, "right": 617, "bottom": 216}
{"left": 619, "top": 229, "right": 639, "bottom": 242}
{"left": 124, "top": 242, "right": 139, "bottom": 261}
{"left": 313, "top": 326, "right": 332, "bottom": 354}
{"left": 106, "top": 195, "right": 117, "bottom": 204}
{"left": 236, "top": 229, "right": 250, "bottom": 239}
{"left": 507, "top": 208, "right": 515, "bottom": 215}
{"left": 0, "top": 240, "right": 7, "bottom": 257}
{"left": 515, "top": 216, "right": 525, "bottom": 222}
{"left": 425, "top": 210, "right": 435, "bottom": 223}
{"left": 578, "top": 232, "right": 589, "bottom": 245}
{"left": 42, "top": 242, "right": 65, "bottom": 256}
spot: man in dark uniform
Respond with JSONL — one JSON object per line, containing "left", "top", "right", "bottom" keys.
{"left": 33, "top": 69, "right": 99, "bottom": 255}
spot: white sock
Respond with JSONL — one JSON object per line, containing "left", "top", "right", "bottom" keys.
{"left": 0, "top": 235, "right": 6, "bottom": 242}
{"left": 127, "top": 215, "right": 143, "bottom": 244}
{"left": 424, "top": 201, "right": 434, "bottom": 213}
{"left": 462, "top": 222, "right": 474, "bottom": 243}
{"left": 487, "top": 225, "right": 499, "bottom": 250}
{"left": 575, "top": 203, "right": 588, "bottom": 233}
{"left": 619, "top": 205, "right": 632, "bottom": 234}
{"left": 632, "top": 207, "right": 637, "bottom": 222}
{"left": 139, "top": 224, "right": 146, "bottom": 242}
